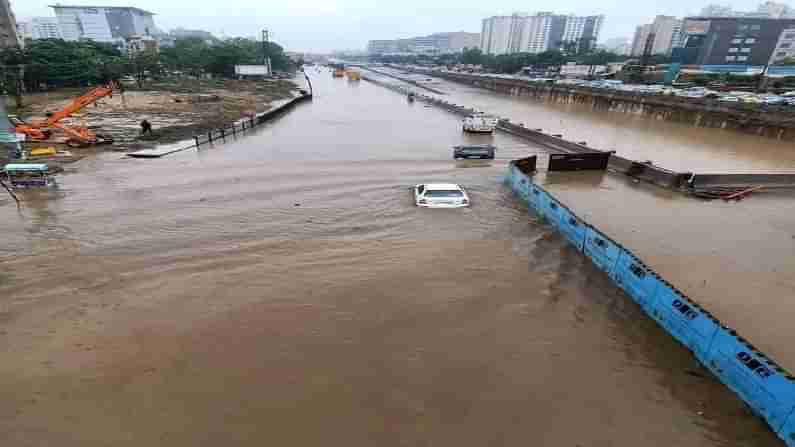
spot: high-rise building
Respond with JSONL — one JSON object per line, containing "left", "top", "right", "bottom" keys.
{"left": 679, "top": 16, "right": 795, "bottom": 65}
{"left": 630, "top": 15, "right": 683, "bottom": 56}
{"left": 19, "top": 17, "right": 62, "bottom": 40}
{"left": 561, "top": 14, "right": 604, "bottom": 51}
{"left": 0, "top": 0, "right": 21, "bottom": 48}
{"left": 480, "top": 14, "right": 526, "bottom": 55}
{"left": 630, "top": 24, "right": 653, "bottom": 56}
{"left": 480, "top": 12, "right": 603, "bottom": 55}
{"left": 51, "top": 5, "right": 159, "bottom": 43}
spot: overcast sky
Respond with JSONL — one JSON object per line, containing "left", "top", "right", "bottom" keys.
{"left": 16, "top": 0, "right": 769, "bottom": 52}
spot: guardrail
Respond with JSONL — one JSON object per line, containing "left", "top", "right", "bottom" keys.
{"left": 506, "top": 162, "right": 795, "bottom": 447}
{"left": 193, "top": 93, "right": 313, "bottom": 147}
{"left": 128, "top": 92, "right": 312, "bottom": 158}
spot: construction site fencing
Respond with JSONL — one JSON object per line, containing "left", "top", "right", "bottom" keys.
{"left": 193, "top": 93, "right": 312, "bottom": 147}
{"left": 505, "top": 162, "right": 795, "bottom": 447}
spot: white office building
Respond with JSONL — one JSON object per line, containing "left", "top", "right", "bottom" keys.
{"left": 20, "top": 17, "right": 62, "bottom": 39}
{"left": 51, "top": 5, "right": 158, "bottom": 43}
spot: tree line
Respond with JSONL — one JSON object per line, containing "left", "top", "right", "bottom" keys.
{"left": 0, "top": 37, "right": 296, "bottom": 92}
{"left": 371, "top": 47, "right": 673, "bottom": 74}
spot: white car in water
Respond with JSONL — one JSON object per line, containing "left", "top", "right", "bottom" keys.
{"left": 414, "top": 183, "right": 470, "bottom": 208}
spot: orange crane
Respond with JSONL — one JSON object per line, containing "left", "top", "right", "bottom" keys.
{"left": 13, "top": 82, "right": 118, "bottom": 147}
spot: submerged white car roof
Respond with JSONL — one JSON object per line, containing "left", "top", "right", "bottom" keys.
{"left": 423, "top": 183, "right": 463, "bottom": 190}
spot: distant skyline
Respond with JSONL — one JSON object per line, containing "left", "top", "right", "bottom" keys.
{"left": 14, "top": 0, "right": 776, "bottom": 52}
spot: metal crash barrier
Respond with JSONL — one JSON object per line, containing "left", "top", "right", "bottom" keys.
{"left": 548, "top": 152, "right": 611, "bottom": 171}
{"left": 505, "top": 160, "right": 795, "bottom": 447}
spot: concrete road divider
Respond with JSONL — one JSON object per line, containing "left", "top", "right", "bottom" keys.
{"left": 649, "top": 282, "right": 721, "bottom": 363}
{"left": 582, "top": 227, "right": 622, "bottom": 275}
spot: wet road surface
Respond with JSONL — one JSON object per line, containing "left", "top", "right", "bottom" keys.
{"left": 377, "top": 67, "right": 795, "bottom": 173}
{"left": 0, "top": 72, "right": 780, "bottom": 446}
{"left": 366, "top": 68, "right": 795, "bottom": 375}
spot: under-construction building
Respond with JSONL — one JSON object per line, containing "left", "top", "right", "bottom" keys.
{"left": 0, "top": 0, "right": 21, "bottom": 48}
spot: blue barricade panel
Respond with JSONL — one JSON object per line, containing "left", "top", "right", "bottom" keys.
{"left": 611, "top": 250, "right": 662, "bottom": 311}
{"left": 583, "top": 227, "right": 622, "bottom": 275}
{"left": 515, "top": 171, "right": 530, "bottom": 201}
{"left": 648, "top": 282, "right": 720, "bottom": 362}
{"left": 705, "top": 329, "right": 795, "bottom": 432}
{"left": 557, "top": 207, "right": 587, "bottom": 252}
{"left": 540, "top": 191, "right": 563, "bottom": 229}
{"left": 527, "top": 184, "right": 541, "bottom": 212}
{"left": 777, "top": 411, "right": 795, "bottom": 447}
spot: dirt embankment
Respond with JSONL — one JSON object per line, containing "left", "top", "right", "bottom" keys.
{"left": 16, "top": 79, "right": 298, "bottom": 153}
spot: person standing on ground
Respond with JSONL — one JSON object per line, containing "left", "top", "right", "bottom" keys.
{"left": 140, "top": 119, "right": 153, "bottom": 135}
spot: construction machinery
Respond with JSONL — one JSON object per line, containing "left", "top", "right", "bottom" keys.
{"left": 13, "top": 82, "right": 118, "bottom": 147}
{"left": 345, "top": 70, "right": 361, "bottom": 81}
{"left": 330, "top": 63, "right": 345, "bottom": 78}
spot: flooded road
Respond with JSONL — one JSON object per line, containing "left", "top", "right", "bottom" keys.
{"left": 0, "top": 72, "right": 779, "bottom": 446}
{"left": 380, "top": 67, "right": 795, "bottom": 173}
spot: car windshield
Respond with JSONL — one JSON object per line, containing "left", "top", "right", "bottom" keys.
{"left": 425, "top": 190, "right": 464, "bottom": 198}
{"left": 460, "top": 147, "right": 490, "bottom": 153}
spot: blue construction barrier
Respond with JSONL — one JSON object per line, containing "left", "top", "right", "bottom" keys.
{"left": 513, "top": 167, "right": 531, "bottom": 201}
{"left": 648, "top": 281, "right": 721, "bottom": 363}
{"left": 582, "top": 227, "right": 622, "bottom": 276}
{"left": 557, "top": 206, "right": 587, "bottom": 251}
{"left": 705, "top": 329, "right": 795, "bottom": 433}
{"left": 778, "top": 411, "right": 795, "bottom": 447}
{"left": 539, "top": 191, "right": 563, "bottom": 230}
{"left": 504, "top": 165, "right": 795, "bottom": 446}
{"left": 527, "top": 184, "right": 542, "bottom": 212}
{"left": 610, "top": 249, "right": 663, "bottom": 312}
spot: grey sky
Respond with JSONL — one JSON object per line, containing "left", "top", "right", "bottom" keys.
{"left": 16, "top": 0, "right": 768, "bottom": 52}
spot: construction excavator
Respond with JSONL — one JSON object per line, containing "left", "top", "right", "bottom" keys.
{"left": 12, "top": 82, "right": 119, "bottom": 147}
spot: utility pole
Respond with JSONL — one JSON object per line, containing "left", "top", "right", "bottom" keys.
{"left": 262, "top": 29, "right": 272, "bottom": 76}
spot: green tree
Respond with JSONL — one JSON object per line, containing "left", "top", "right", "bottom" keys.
{"left": 0, "top": 39, "right": 125, "bottom": 90}
{"left": 461, "top": 47, "right": 484, "bottom": 65}
{"left": 129, "top": 49, "right": 163, "bottom": 87}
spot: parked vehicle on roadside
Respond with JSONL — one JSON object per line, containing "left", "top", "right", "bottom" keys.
{"left": 760, "top": 95, "right": 786, "bottom": 105}
{"left": 414, "top": 183, "right": 470, "bottom": 208}
{"left": 453, "top": 144, "right": 496, "bottom": 160}
{"left": 3, "top": 163, "right": 57, "bottom": 189}
{"left": 462, "top": 113, "right": 498, "bottom": 133}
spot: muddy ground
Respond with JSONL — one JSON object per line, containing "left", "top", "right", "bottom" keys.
{"left": 15, "top": 78, "right": 298, "bottom": 155}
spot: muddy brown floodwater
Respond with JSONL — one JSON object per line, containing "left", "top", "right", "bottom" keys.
{"left": 0, "top": 72, "right": 780, "bottom": 446}
{"left": 377, "top": 67, "right": 795, "bottom": 173}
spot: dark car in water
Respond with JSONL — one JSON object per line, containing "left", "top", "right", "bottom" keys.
{"left": 453, "top": 144, "right": 496, "bottom": 160}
